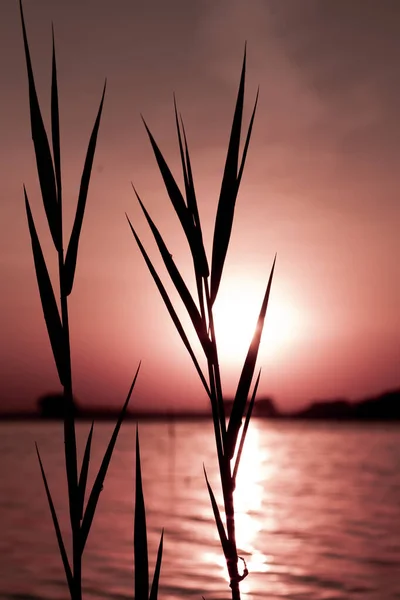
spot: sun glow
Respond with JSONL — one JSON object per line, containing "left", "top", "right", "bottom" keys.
{"left": 212, "top": 277, "right": 299, "bottom": 366}
{"left": 205, "top": 424, "right": 276, "bottom": 595}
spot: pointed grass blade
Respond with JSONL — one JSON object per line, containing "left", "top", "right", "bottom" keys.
{"left": 142, "top": 116, "right": 208, "bottom": 278}
{"left": 77, "top": 421, "right": 94, "bottom": 521}
{"left": 20, "top": 0, "right": 60, "bottom": 251}
{"left": 149, "top": 529, "right": 164, "bottom": 600}
{"left": 177, "top": 110, "right": 200, "bottom": 229}
{"left": 226, "top": 256, "right": 276, "bottom": 459}
{"left": 173, "top": 96, "right": 190, "bottom": 212}
{"left": 127, "top": 215, "right": 211, "bottom": 399}
{"left": 51, "top": 24, "right": 61, "bottom": 205}
{"left": 133, "top": 186, "right": 211, "bottom": 358}
{"left": 64, "top": 81, "right": 106, "bottom": 296}
{"left": 210, "top": 46, "right": 254, "bottom": 305}
{"left": 35, "top": 443, "right": 74, "bottom": 597}
{"left": 174, "top": 100, "right": 209, "bottom": 278}
{"left": 134, "top": 427, "right": 149, "bottom": 600}
{"left": 232, "top": 369, "right": 261, "bottom": 485}
{"left": 142, "top": 116, "right": 190, "bottom": 229}
{"left": 203, "top": 465, "right": 230, "bottom": 559}
{"left": 80, "top": 364, "right": 140, "bottom": 553}
{"left": 237, "top": 87, "right": 259, "bottom": 188}
{"left": 24, "top": 187, "right": 65, "bottom": 385}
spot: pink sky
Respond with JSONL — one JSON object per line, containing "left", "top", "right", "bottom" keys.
{"left": 1, "top": 1, "right": 399, "bottom": 413}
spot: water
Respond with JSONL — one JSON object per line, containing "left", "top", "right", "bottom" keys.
{"left": 0, "top": 419, "right": 399, "bottom": 599}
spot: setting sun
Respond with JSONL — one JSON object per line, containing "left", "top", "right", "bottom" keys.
{"left": 212, "top": 276, "right": 299, "bottom": 367}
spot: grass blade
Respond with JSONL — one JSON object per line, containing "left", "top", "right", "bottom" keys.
{"left": 20, "top": 0, "right": 60, "bottom": 251}
{"left": 35, "top": 443, "right": 74, "bottom": 597}
{"left": 80, "top": 364, "right": 140, "bottom": 553}
{"left": 237, "top": 88, "right": 259, "bottom": 188}
{"left": 142, "top": 117, "right": 208, "bottom": 278}
{"left": 177, "top": 111, "right": 200, "bottom": 230}
{"left": 210, "top": 46, "right": 247, "bottom": 306}
{"left": 149, "top": 529, "right": 164, "bottom": 600}
{"left": 232, "top": 369, "right": 261, "bottom": 485}
{"left": 226, "top": 256, "right": 276, "bottom": 459}
{"left": 133, "top": 186, "right": 211, "bottom": 358}
{"left": 77, "top": 421, "right": 94, "bottom": 522}
{"left": 173, "top": 96, "right": 190, "bottom": 212}
{"left": 127, "top": 215, "right": 212, "bottom": 399}
{"left": 142, "top": 116, "right": 189, "bottom": 226}
{"left": 203, "top": 465, "right": 230, "bottom": 559}
{"left": 51, "top": 24, "right": 61, "bottom": 206}
{"left": 24, "top": 187, "right": 65, "bottom": 386}
{"left": 64, "top": 81, "right": 106, "bottom": 296}
{"left": 134, "top": 427, "right": 149, "bottom": 600}
{"left": 174, "top": 100, "right": 209, "bottom": 278}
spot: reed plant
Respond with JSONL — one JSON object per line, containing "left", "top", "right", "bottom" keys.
{"left": 127, "top": 47, "right": 275, "bottom": 600}
{"left": 20, "top": 2, "right": 163, "bottom": 599}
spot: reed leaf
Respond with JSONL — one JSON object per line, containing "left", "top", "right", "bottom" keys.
{"left": 226, "top": 256, "right": 276, "bottom": 459}
{"left": 203, "top": 465, "right": 230, "bottom": 559}
{"left": 210, "top": 46, "right": 258, "bottom": 306}
{"left": 24, "top": 187, "right": 65, "bottom": 385}
{"left": 35, "top": 443, "right": 74, "bottom": 597}
{"left": 51, "top": 24, "right": 61, "bottom": 206}
{"left": 232, "top": 369, "right": 261, "bottom": 485}
{"left": 149, "top": 530, "right": 164, "bottom": 600}
{"left": 126, "top": 215, "right": 212, "bottom": 399}
{"left": 64, "top": 81, "right": 106, "bottom": 296}
{"left": 80, "top": 364, "right": 140, "bottom": 553}
{"left": 142, "top": 117, "right": 208, "bottom": 278}
{"left": 20, "top": 0, "right": 60, "bottom": 251}
{"left": 77, "top": 421, "right": 94, "bottom": 521}
{"left": 174, "top": 101, "right": 209, "bottom": 278}
{"left": 237, "top": 88, "right": 259, "bottom": 189}
{"left": 173, "top": 96, "right": 191, "bottom": 214}
{"left": 132, "top": 185, "right": 211, "bottom": 358}
{"left": 134, "top": 427, "right": 149, "bottom": 600}
{"left": 177, "top": 111, "right": 200, "bottom": 231}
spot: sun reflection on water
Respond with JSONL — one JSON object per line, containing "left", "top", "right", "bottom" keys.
{"left": 204, "top": 423, "right": 276, "bottom": 595}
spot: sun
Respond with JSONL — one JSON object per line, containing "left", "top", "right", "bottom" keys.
{"left": 212, "top": 276, "right": 298, "bottom": 367}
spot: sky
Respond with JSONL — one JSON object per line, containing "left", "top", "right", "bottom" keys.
{"left": 0, "top": 0, "right": 399, "bottom": 413}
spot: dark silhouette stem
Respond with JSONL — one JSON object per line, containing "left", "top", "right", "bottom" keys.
{"left": 203, "top": 280, "right": 240, "bottom": 599}
{"left": 59, "top": 242, "right": 80, "bottom": 600}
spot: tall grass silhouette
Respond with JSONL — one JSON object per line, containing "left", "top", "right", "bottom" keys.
{"left": 20, "top": 2, "right": 163, "bottom": 599}
{"left": 127, "top": 47, "right": 276, "bottom": 600}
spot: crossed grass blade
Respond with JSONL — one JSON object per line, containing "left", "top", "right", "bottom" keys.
{"left": 132, "top": 185, "right": 211, "bottom": 358}
{"left": 80, "top": 364, "right": 140, "bottom": 553}
{"left": 173, "top": 100, "right": 209, "bottom": 278}
{"left": 232, "top": 369, "right": 261, "bottom": 485}
{"left": 142, "top": 117, "right": 208, "bottom": 279}
{"left": 210, "top": 45, "right": 259, "bottom": 307}
{"left": 173, "top": 97, "right": 191, "bottom": 216}
{"left": 77, "top": 421, "right": 94, "bottom": 522}
{"left": 20, "top": 0, "right": 60, "bottom": 251}
{"left": 24, "top": 187, "right": 65, "bottom": 385}
{"left": 35, "top": 443, "right": 74, "bottom": 597}
{"left": 203, "top": 465, "right": 230, "bottom": 560}
{"left": 226, "top": 256, "right": 276, "bottom": 460}
{"left": 178, "top": 112, "right": 208, "bottom": 320}
{"left": 51, "top": 25, "right": 61, "bottom": 205}
{"left": 64, "top": 81, "right": 106, "bottom": 296}
{"left": 134, "top": 427, "right": 148, "bottom": 600}
{"left": 126, "top": 215, "right": 211, "bottom": 399}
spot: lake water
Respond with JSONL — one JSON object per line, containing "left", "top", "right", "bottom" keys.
{"left": 0, "top": 420, "right": 399, "bottom": 599}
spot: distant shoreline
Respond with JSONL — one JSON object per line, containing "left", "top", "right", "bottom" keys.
{"left": 1, "top": 387, "right": 399, "bottom": 423}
